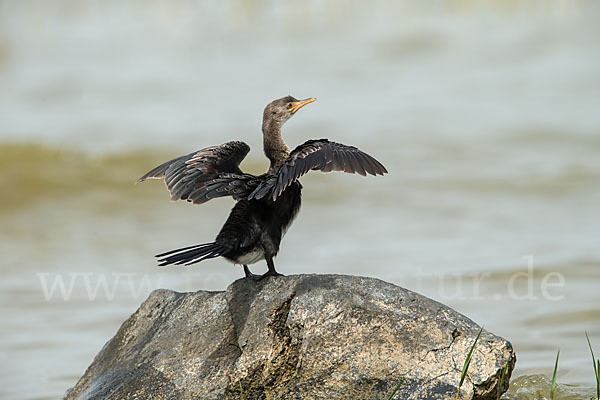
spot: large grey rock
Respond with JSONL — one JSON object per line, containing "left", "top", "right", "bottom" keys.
{"left": 66, "top": 275, "right": 515, "bottom": 400}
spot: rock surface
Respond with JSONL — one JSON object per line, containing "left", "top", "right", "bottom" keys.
{"left": 66, "top": 274, "right": 515, "bottom": 400}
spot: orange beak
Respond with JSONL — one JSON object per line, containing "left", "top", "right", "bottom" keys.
{"left": 289, "top": 97, "right": 316, "bottom": 114}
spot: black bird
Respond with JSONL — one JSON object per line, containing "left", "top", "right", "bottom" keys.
{"left": 137, "top": 96, "right": 387, "bottom": 279}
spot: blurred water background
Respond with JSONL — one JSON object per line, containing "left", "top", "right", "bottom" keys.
{"left": 1, "top": 1, "right": 599, "bottom": 399}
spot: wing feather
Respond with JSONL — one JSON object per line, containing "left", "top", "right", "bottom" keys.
{"left": 350, "top": 152, "right": 367, "bottom": 176}
{"left": 137, "top": 141, "right": 257, "bottom": 205}
{"left": 249, "top": 139, "right": 387, "bottom": 201}
{"left": 359, "top": 152, "right": 377, "bottom": 175}
{"left": 341, "top": 150, "right": 356, "bottom": 174}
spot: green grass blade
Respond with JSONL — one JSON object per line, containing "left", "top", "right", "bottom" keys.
{"left": 550, "top": 349, "right": 560, "bottom": 400}
{"left": 386, "top": 376, "right": 406, "bottom": 400}
{"left": 586, "top": 332, "right": 598, "bottom": 379}
{"left": 596, "top": 359, "right": 600, "bottom": 400}
{"left": 496, "top": 362, "right": 509, "bottom": 400}
{"left": 457, "top": 326, "right": 484, "bottom": 399}
{"left": 586, "top": 331, "right": 599, "bottom": 399}
{"left": 239, "top": 381, "right": 245, "bottom": 400}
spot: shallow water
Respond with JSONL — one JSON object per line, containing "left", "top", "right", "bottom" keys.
{"left": 504, "top": 375, "right": 598, "bottom": 399}
{"left": 1, "top": 1, "right": 599, "bottom": 399}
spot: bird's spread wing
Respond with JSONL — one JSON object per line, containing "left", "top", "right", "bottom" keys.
{"left": 249, "top": 139, "right": 387, "bottom": 201}
{"left": 137, "top": 141, "right": 258, "bottom": 204}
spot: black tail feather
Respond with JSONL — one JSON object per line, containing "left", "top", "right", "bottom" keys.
{"left": 156, "top": 242, "right": 226, "bottom": 266}
{"left": 155, "top": 244, "right": 203, "bottom": 258}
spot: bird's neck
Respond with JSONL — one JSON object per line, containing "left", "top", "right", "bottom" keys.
{"left": 262, "top": 119, "right": 290, "bottom": 174}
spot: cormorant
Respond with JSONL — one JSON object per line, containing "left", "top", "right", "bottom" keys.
{"left": 138, "top": 96, "right": 387, "bottom": 279}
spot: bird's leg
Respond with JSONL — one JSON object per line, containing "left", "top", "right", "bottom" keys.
{"left": 259, "top": 256, "right": 284, "bottom": 280}
{"left": 243, "top": 265, "right": 261, "bottom": 281}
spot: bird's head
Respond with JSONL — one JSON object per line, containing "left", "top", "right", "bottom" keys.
{"left": 263, "top": 95, "right": 316, "bottom": 127}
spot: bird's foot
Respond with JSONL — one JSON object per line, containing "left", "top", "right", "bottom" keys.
{"left": 243, "top": 265, "right": 262, "bottom": 281}
{"left": 258, "top": 270, "right": 284, "bottom": 280}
